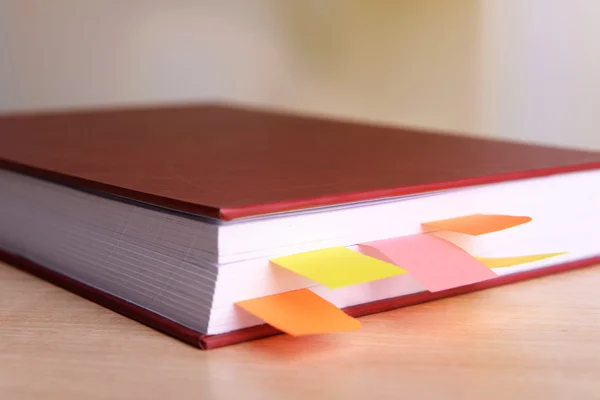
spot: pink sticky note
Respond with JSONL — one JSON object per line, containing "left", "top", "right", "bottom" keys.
{"left": 359, "top": 234, "right": 497, "bottom": 292}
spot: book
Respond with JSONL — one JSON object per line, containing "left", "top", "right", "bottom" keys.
{"left": 1, "top": 103, "right": 599, "bottom": 349}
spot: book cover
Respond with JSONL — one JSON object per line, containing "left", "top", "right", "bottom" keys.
{"left": 1, "top": 103, "right": 599, "bottom": 219}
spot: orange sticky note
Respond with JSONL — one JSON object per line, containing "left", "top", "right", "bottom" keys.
{"left": 359, "top": 234, "right": 497, "bottom": 292}
{"left": 422, "top": 214, "right": 532, "bottom": 235}
{"left": 235, "top": 289, "right": 361, "bottom": 336}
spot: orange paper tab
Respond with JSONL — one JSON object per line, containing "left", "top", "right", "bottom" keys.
{"left": 422, "top": 214, "right": 532, "bottom": 235}
{"left": 235, "top": 289, "right": 361, "bottom": 336}
{"left": 359, "top": 234, "right": 497, "bottom": 292}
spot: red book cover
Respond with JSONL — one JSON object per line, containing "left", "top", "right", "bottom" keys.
{"left": 1, "top": 103, "right": 599, "bottom": 220}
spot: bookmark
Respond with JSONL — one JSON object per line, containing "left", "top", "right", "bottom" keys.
{"left": 236, "top": 288, "right": 361, "bottom": 336}
{"left": 422, "top": 214, "right": 532, "bottom": 235}
{"left": 271, "top": 246, "right": 406, "bottom": 289}
{"left": 476, "top": 253, "right": 566, "bottom": 268}
{"left": 359, "top": 234, "right": 497, "bottom": 292}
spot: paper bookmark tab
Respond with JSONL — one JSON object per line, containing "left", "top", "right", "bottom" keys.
{"left": 235, "top": 288, "right": 361, "bottom": 336}
{"left": 271, "top": 247, "right": 406, "bottom": 289}
{"left": 422, "top": 214, "right": 532, "bottom": 235}
{"left": 476, "top": 253, "right": 566, "bottom": 268}
{"left": 359, "top": 234, "right": 497, "bottom": 292}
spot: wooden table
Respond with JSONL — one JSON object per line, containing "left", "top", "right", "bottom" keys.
{"left": 1, "top": 261, "right": 600, "bottom": 400}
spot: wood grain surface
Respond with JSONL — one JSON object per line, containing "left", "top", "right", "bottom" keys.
{"left": 1, "top": 261, "right": 600, "bottom": 400}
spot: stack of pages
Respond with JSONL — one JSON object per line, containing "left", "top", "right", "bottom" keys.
{"left": 1, "top": 104, "right": 599, "bottom": 349}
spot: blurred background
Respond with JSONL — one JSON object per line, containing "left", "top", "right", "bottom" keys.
{"left": 1, "top": 0, "right": 598, "bottom": 149}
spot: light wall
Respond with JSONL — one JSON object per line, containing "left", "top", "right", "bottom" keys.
{"left": 1, "top": 1, "right": 598, "bottom": 149}
{"left": 480, "top": 0, "right": 600, "bottom": 149}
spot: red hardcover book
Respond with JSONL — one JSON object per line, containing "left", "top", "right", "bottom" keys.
{"left": 1, "top": 103, "right": 599, "bottom": 349}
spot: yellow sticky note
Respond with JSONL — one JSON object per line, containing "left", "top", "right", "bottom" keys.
{"left": 476, "top": 253, "right": 566, "bottom": 268}
{"left": 271, "top": 247, "right": 406, "bottom": 289}
{"left": 422, "top": 214, "right": 532, "bottom": 235}
{"left": 235, "top": 288, "right": 361, "bottom": 336}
